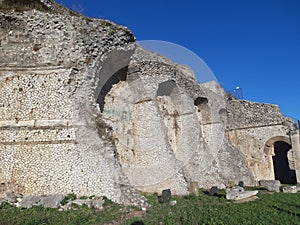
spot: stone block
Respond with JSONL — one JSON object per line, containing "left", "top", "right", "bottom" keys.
{"left": 38, "top": 194, "right": 64, "bottom": 208}
{"left": 4, "top": 192, "right": 22, "bottom": 203}
{"left": 238, "top": 181, "right": 244, "bottom": 187}
{"left": 19, "top": 196, "right": 41, "bottom": 208}
{"left": 188, "top": 181, "right": 199, "bottom": 195}
{"left": 158, "top": 189, "right": 171, "bottom": 203}
{"left": 282, "top": 186, "right": 298, "bottom": 193}
{"left": 226, "top": 186, "right": 258, "bottom": 201}
{"left": 259, "top": 180, "right": 281, "bottom": 192}
{"left": 209, "top": 186, "right": 218, "bottom": 196}
{"left": 92, "top": 197, "right": 104, "bottom": 209}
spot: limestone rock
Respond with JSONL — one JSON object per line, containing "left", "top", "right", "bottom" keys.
{"left": 0, "top": 199, "right": 6, "bottom": 206}
{"left": 282, "top": 186, "right": 298, "bottom": 193}
{"left": 259, "top": 180, "right": 281, "bottom": 192}
{"left": 61, "top": 197, "right": 104, "bottom": 210}
{"left": 38, "top": 194, "right": 64, "bottom": 208}
{"left": 92, "top": 197, "right": 104, "bottom": 209}
{"left": 226, "top": 186, "right": 258, "bottom": 201}
{"left": 19, "top": 196, "right": 41, "bottom": 208}
{"left": 0, "top": 0, "right": 298, "bottom": 208}
{"left": 4, "top": 192, "right": 22, "bottom": 203}
{"left": 188, "top": 181, "right": 199, "bottom": 195}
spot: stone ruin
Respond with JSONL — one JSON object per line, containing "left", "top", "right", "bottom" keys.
{"left": 0, "top": 0, "right": 299, "bottom": 207}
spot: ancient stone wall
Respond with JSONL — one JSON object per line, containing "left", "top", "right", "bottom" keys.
{"left": 0, "top": 3, "right": 146, "bottom": 207}
{"left": 226, "top": 100, "right": 297, "bottom": 183}
{"left": 102, "top": 50, "right": 256, "bottom": 192}
{"left": 0, "top": 0, "right": 298, "bottom": 206}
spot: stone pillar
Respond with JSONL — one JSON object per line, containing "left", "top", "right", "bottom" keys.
{"left": 291, "top": 130, "right": 300, "bottom": 183}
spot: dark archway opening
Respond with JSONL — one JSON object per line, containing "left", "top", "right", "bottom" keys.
{"left": 272, "top": 141, "right": 297, "bottom": 184}
{"left": 97, "top": 66, "right": 128, "bottom": 113}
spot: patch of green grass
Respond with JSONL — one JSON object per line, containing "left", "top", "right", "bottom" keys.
{"left": 0, "top": 190, "right": 300, "bottom": 225}
{"left": 61, "top": 193, "right": 77, "bottom": 205}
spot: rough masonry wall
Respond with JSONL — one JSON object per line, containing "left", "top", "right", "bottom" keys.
{"left": 0, "top": 1, "right": 297, "bottom": 205}
{"left": 227, "top": 100, "right": 285, "bottom": 129}
{"left": 0, "top": 2, "right": 147, "bottom": 207}
{"left": 0, "top": 67, "right": 77, "bottom": 195}
{"left": 226, "top": 100, "right": 296, "bottom": 182}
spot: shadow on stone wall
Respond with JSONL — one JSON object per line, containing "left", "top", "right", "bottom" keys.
{"left": 272, "top": 141, "right": 297, "bottom": 184}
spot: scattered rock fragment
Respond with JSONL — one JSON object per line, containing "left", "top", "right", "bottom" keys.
{"left": 4, "top": 192, "right": 22, "bottom": 203}
{"left": 38, "top": 194, "right": 64, "bottom": 208}
{"left": 259, "top": 180, "right": 281, "bottom": 192}
{"left": 282, "top": 186, "right": 298, "bottom": 193}
{"left": 158, "top": 189, "right": 171, "bottom": 203}
{"left": 208, "top": 186, "right": 218, "bottom": 196}
{"left": 19, "top": 196, "right": 41, "bottom": 208}
{"left": 226, "top": 186, "right": 258, "bottom": 201}
{"left": 188, "top": 181, "right": 199, "bottom": 196}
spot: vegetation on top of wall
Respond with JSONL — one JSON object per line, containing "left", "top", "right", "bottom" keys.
{"left": 0, "top": 0, "right": 51, "bottom": 12}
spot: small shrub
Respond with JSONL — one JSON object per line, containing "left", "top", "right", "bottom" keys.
{"left": 109, "top": 28, "right": 115, "bottom": 36}
{"left": 61, "top": 193, "right": 77, "bottom": 205}
{"left": 105, "top": 21, "right": 112, "bottom": 27}
{"left": 79, "top": 196, "right": 88, "bottom": 200}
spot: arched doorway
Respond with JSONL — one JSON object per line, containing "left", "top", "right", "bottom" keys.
{"left": 272, "top": 141, "right": 296, "bottom": 184}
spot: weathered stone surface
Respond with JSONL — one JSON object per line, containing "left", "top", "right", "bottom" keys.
{"left": 209, "top": 186, "right": 218, "bottom": 196}
{"left": 38, "top": 194, "right": 64, "bottom": 208}
{"left": 0, "top": 0, "right": 299, "bottom": 208}
{"left": 61, "top": 197, "right": 103, "bottom": 210}
{"left": 282, "top": 186, "right": 298, "bottom": 193}
{"left": 159, "top": 189, "right": 172, "bottom": 203}
{"left": 226, "top": 186, "right": 258, "bottom": 201}
{"left": 4, "top": 192, "right": 21, "bottom": 203}
{"left": 19, "top": 196, "right": 41, "bottom": 208}
{"left": 259, "top": 180, "right": 281, "bottom": 192}
{"left": 92, "top": 197, "right": 104, "bottom": 209}
{"left": 235, "top": 195, "right": 258, "bottom": 203}
{"left": 188, "top": 181, "right": 199, "bottom": 195}
{"left": 0, "top": 199, "right": 6, "bottom": 206}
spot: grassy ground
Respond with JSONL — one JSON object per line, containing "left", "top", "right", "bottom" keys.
{"left": 0, "top": 189, "right": 299, "bottom": 225}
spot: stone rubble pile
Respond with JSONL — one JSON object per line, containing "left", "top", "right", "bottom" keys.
{"left": 0, "top": 192, "right": 104, "bottom": 210}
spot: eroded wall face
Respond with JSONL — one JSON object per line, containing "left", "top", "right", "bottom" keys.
{"left": 101, "top": 61, "right": 255, "bottom": 192}
{"left": 102, "top": 63, "right": 195, "bottom": 195}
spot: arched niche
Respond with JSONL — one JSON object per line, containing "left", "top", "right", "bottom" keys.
{"left": 94, "top": 49, "right": 133, "bottom": 106}
{"left": 264, "top": 136, "right": 296, "bottom": 184}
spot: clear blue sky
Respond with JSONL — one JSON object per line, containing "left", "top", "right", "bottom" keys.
{"left": 59, "top": 0, "right": 300, "bottom": 121}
